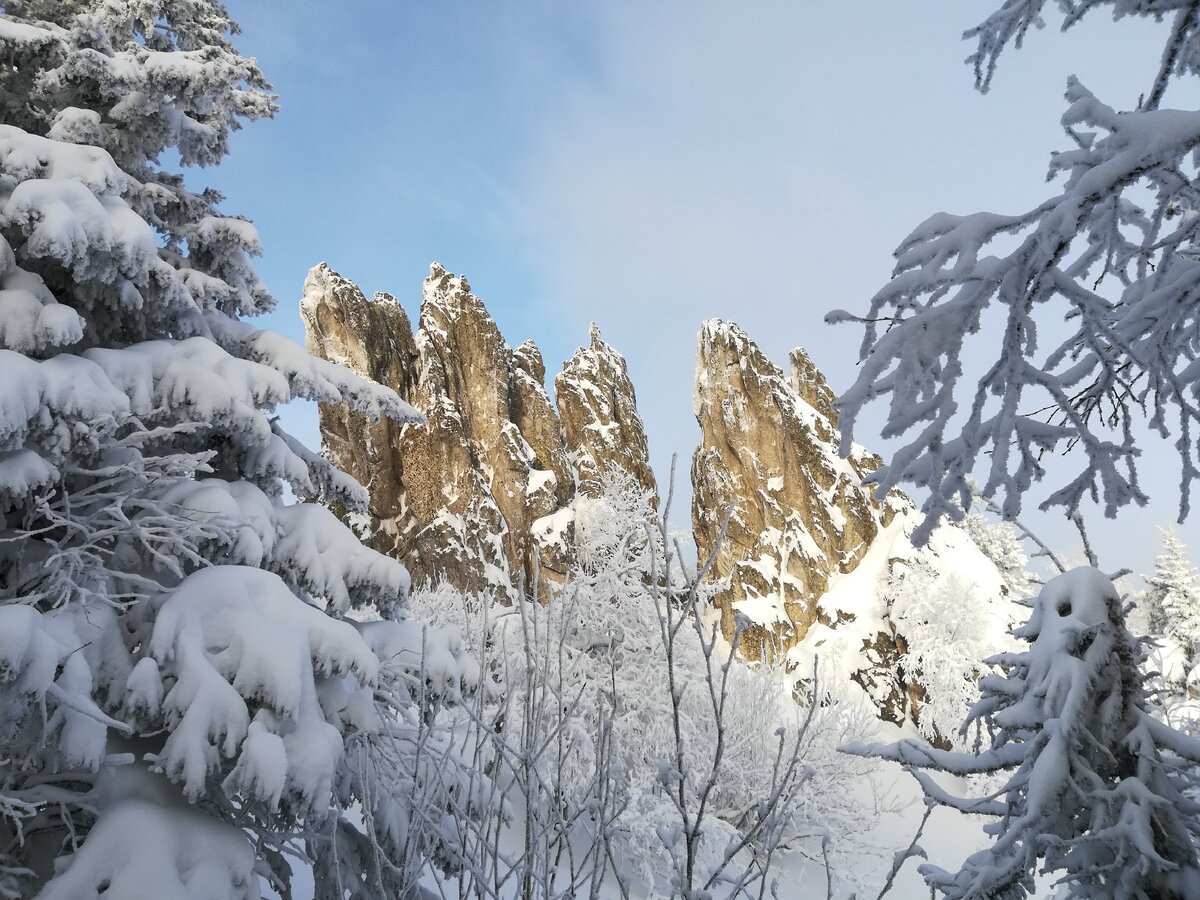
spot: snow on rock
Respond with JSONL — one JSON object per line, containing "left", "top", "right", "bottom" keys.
{"left": 303, "top": 262, "right": 528, "bottom": 601}
{"left": 798, "top": 515, "right": 1020, "bottom": 739}
{"left": 692, "top": 319, "right": 1024, "bottom": 731}
{"left": 692, "top": 319, "right": 898, "bottom": 657}
{"left": 301, "top": 263, "right": 656, "bottom": 601}
{"left": 555, "top": 322, "right": 657, "bottom": 503}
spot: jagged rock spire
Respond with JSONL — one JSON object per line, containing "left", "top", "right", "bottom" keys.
{"left": 691, "top": 319, "right": 895, "bottom": 656}
{"left": 301, "top": 263, "right": 655, "bottom": 600}
{"left": 556, "top": 323, "right": 657, "bottom": 502}
{"left": 788, "top": 346, "right": 838, "bottom": 425}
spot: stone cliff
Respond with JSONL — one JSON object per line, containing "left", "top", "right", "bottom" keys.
{"left": 301, "top": 262, "right": 656, "bottom": 600}
{"left": 689, "top": 320, "right": 1020, "bottom": 729}
{"left": 556, "top": 324, "right": 657, "bottom": 502}
{"left": 304, "top": 268, "right": 1019, "bottom": 731}
{"left": 691, "top": 319, "right": 900, "bottom": 657}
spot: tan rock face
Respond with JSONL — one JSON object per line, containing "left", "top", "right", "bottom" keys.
{"left": 415, "top": 267, "right": 548, "bottom": 593}
{"left": 307, "top": 275, "right": 1007, "bottom": 732}
{"left": 299, "top": 265, "right": 417, "bottom": 527}
{"left": 690, "top": 320, "right": 897, "bottom": 660}
{"left": 512, "top": 341, "right": 574, "bottom": 518}
{"left": 687, "top": 320, "right": 1021, "bottom": 736}
{"left": 556, "top": 324, "right": 658, "bottom": 503}
{"left": 788, "top": 347, "right": 839, "bottom": 426}
{"left": 301, "top": 263, "right": 655, "bottom": 600}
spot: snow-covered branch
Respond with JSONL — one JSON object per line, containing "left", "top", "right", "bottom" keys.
{"left": 832, "top": 1, "right": 1200, "bottom": 541}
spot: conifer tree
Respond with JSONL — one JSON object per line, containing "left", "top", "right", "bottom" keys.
{"left": 0, "top": 3, "right": 477, "bottom": 897}
{"left": 1142, "top": 529, "right": 1200, "bottom": 665}
{"left": 848, "top": 568, "right": 1200, "bottom": 899}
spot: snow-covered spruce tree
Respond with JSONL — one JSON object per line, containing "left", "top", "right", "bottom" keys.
{"left": 0, "top": 4, "right": 480, "bottom": 898}
{"left": 828, "top": 0, "right": 1200, "bottom": 541}
{"left": 1140, "top": 528, "right": 1200, "bottom": 664}
{"left": 847, "top": 567, "right": 1200, "bottom": 899}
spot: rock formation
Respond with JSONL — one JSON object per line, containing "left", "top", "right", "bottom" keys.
{"left": 304, "top": 268, "right": 1019, "bottom": 731}
{"left": 301, "top": 262, "right": 657, "bottom": 601}
{"left": 556, "top": 324, "right": 657, "bottom": 502}
{"left": 690, "top": 319, "right": 1022, "bottom": 730}
{"left": 691, "top": 319, "right": 900, "bottom": 657}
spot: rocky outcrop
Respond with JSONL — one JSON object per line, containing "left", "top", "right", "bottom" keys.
{"left": 298, "top": 267, "right": 418, "bottom": 523}
{"left": 691, "top": 319, "right": 900, "bottom": 659}
{"left": 413, "top": 266, "right": 555, "bottom": 595}
{"left": 301, "top": 264, "right": 510, "bottom": 598}
{"left": 306, "top": 273, "right": 1018, "bottom": 733}
{"left": 556, "top": 324, "right": 657, "bottom": 502}
{"left": 788, "top": 347, "right": 838, "bottom": 423}
{"left": 301, "top": 262, "right": 656, "bottom": 600}
{"left": 689, "top": 320, "right": 1026, "bottom": 733}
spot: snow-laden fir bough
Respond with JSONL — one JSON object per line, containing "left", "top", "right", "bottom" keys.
{"left": 0, "top": 3, "right": 482, "bottom": 897}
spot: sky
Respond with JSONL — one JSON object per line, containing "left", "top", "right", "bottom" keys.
{"left": 210, "top": 0, "right": 1198, "bottom": 580}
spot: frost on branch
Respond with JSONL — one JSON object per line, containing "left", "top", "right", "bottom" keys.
{"left": 963, "top": 1, "right": 1200, "bottom": 101}
{"left": 0, "top": 3, "right": 444, "bottom": 896}
{"left": 406, "top": 468, "right": 884, "bottom": 897}
{"left": 203, "top": 313, "right": 420, "bottom": 424}
{"left": 846, "top": 568, "right": 1200, "bottom": 899}
{"left": 149, "top": 478, "right": 411, "bottom": 614}
{"left": 830, "top": 2, "right": 1200, "bottom": 540}
{"left": 885, "top": 560, "right": 1018, "bottom": 747}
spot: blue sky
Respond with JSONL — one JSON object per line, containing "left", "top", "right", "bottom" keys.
{"left": 211, "top": 0, "right": 1197, "bottom": 578}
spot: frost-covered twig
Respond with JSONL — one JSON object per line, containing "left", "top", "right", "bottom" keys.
{"left": 831, "top": 0, "right": 1200, "bottom": 541}
{"left": 977, "top": 493, "right": 1066, "bottom": 576}
{"left": 873, "top": 803, "right": 931, "bottom": 900}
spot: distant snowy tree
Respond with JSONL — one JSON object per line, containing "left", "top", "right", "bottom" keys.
{"left": 1143, "top": 528, "right": 1200, "bottom": 662}
{"left": 961, "top": 512, "right": 1036, "bottom": 599}
{"left": 829, "top": 0, "right": 1200, "bottom": 541}
{"left": 886, "top": 561, "right": 1002, "bottom": 747}
{"left": 0, "top": 3, "right": 479, "bottom": 898}
{"left": 848, "top": 568, "right": 1200, "bottom": 899}
{"left": 1133, "top": 581, "right": 1171, "bottom": 644}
